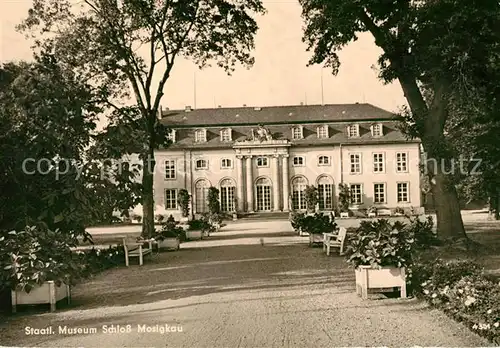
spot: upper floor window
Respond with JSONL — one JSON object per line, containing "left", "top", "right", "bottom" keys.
{"left": 349, "top": 153, "right": 362, "bottom": 173}
{"left": 164, "top": 160, "right": 176, "bottom": 179}
{"left": 318, "top": 155, "right": 330, "bottom": 166}
{"left": 194, "top": 129, "right": 206, "bottom": 142}
{"left": 371, "top": 123, "right": 383, "bottom": 137}
{"left": 221, "top": 158, "right": 232, "bottom": 169}
{"left": 396, "top": 152, "right": 408, "bottom": 172}
{"left": 373, "top": 153, "right": 385, "bottom": 173}
{"left": 220, "top": 128, "right": 232, "bottom": 142}
{"left": 347, "top": 124, "right": 360, "bottom": 138}
{"left": 195, "top": 159, "right": 208, "bottom": 170}
{"left": 293, "top": 156, "right": 305, "bottom": 166}
{"left": 166, "top": 129, "right": 176, "bottom": 143}
{"left": 291, "top": 126, "right": 303, "bottom": 140}
{"left": 256, "top": 157, "right": 268, "bottom": 167}
{"left": 317, "top": 125, "right": 329, "bottom": 139}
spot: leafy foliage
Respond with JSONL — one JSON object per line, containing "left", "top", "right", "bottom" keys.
{"left": 0, "top": 226, "right": 81, "bottom": 292}
{"left": 155, "top": 215, "right": 184, "bottom": 241}
{"left": 300, "top": 213, "right": 337, "bottom": 235}
{"left": 344, "top": 219, "right": 414, "bottom": 269}
{"left": 207, "top": 187, "right": 221, "bottom": 215}
{"left": 304, "top": 185, "right": 318, "bottom": 213}
{"left": 289, "top": 212, "right": 306, "bottom": 232}
{"left": 338, "top": 183, "right": 351, "bottom": 213}
{"left": 177, "top": 189, "right": 191, "bottom": 218}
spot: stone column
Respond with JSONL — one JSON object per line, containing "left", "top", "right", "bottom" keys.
{"left": 245, "top": 155, "right": 254, "bottom": 212}
{"left": 272, "top": 155, "right": 280, "bottom": 211}
{"left": 282, "top": 154, "right": 290, "bottom": 212}
{"left": 236, "top": 155, "right": 245, "bottom": 212}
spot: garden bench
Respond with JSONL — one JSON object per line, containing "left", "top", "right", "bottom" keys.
{"left": 322, "top": 227, "right": 347, "bottom": 256}
{"left": 121, "top": 236, "right": 154, "bottom": 266}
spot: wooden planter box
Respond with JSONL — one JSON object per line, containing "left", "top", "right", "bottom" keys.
{"left": 298, "top": 228, "right": 309, "bottom": 237}
{"left": 185, "top": 230, "right": 203, "bottom": 240}
{"left": 340, "top": 212, "right": 349, "bottom": 218}
{"left": 355, "top": 266, "right": 407, "bottom": 299}
{"left": 232, "top": 213, "right": 238, "bottom": 221}
{"left": 157, "top": 238, "right": 180, "bottom": 251}
{"left": 308, "top": 233, "right": 323, "bottom": 246}
{"left": 12, "top": 281, "right": 71, "bottom": 313}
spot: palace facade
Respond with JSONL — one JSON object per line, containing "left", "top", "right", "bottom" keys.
{"left": 153, "top": 103, "right": 422, "bottom": 218}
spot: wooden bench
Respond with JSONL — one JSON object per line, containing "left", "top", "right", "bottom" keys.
{"left": 122, "top": 236, "right": 154, "bottom": 266}
{"left": 323, "top": 227, "right": 347, "bottom": 256}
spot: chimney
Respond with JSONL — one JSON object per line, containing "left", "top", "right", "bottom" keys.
{"left": 185, "top": 105, "right": 192, "bottom": 112}
{"left": 300, "top": 102, "right": 304, "bottom": 106}
{"left": 218, "top": 105, "right": 222, "bottom": 108}
{"left": 243, "top": 104, "right": 247, "bottom": 107}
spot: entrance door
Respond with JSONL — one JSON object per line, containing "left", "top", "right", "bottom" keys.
{"left": 255, "top": 178, "right": 272, "bottom": 211}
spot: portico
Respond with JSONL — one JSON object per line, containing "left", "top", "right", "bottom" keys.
{"left": 233, "top": 139, "right": 291, "bottom": 213}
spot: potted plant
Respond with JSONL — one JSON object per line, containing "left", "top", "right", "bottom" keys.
{"left": 154, "top": 216, "right": 184, "bottom": 250}
{"left": 177, "top": 189, "right": 191, "bottom": 223}
{"left": 289, "top": 212, "right": 306, "bottom": 236}
{"left": 184, "top": 213, "right": 208, "bottom": 240}
{"left": 301, "top": 212, "right": 338, "bottom": 246}
{"left": 338, "top": 183, "right": 351, "bottom": 218}
{"left": 344, "top": 219, "right": 413, "bottom": 299}
{"left": 304, "top": 185, "right": 319, "bottom": 215}
{"left": 1, "top": 225, "right": 81, "bottom": 312}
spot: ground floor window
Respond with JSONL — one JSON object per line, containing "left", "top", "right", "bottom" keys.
{"left": 195, "top": 179, "right": 209, "bottom": 213}
{"left": 397, "top": 182, "right": 409, "bottom": 203}
{"left": 220, "top": 178, "right": 235, "bottom": 212}
{"left": 292, "top": 177, "right": 307, "bottom": 210}
{"left": 350, "top": 184, "right": 363, "bottom": 204}
{"left": 317, "top": 176, "right": 333, "bottom": 210}
{"left": 374, "top": 183, "right": 386, "bottom": 204}
{"left": 165, "top": 189, "right": 177, "bottom": 209}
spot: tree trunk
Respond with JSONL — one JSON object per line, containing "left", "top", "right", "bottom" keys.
{"left": 430, "top": 170, "right": 467, "bottom": 240}
{"left": 496, "top": 191, "right": 500, "bottom": 220}
{"left": 141, "top": 150, "right": 156, "bottom": 238}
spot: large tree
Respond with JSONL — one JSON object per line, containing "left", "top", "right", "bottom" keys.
{"left": 0, "top": 57, "right": 99, "bottom": 236}
{"left": 19, "top": 0, "right": 266, "bottom": 237}
{"left": 300, "top": 0, "right": 500, "bottom": 240}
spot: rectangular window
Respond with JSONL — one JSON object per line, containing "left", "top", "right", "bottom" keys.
{"left": 293, "top": 156, "right": 304, "bottom": 166}
{"left": 221, "top": 158, "right": 232, "bottom": 168}
{"left": 220, "top": 128, "right": 231, "bottom": 142}
{"left": 317, "top": 125, "right": 328, "bottom": 139}
{"left": 396, "top": 152, "right": 408, "bottom": 172}
{"left": 256, "top": 157, "right": 268, "bottom": 167}
{"left": 350, "top": 153, "right": 361, "bottom": 173}
{"left": 292, "top": 127, "right": 302, "bottom": 139}
{"left": 374, "top": 183, "right": 386, "bottom": 204}
{"left": 165, "top": 189, "right": 177, "bottom": 209}
{"left": 350, "top": 184, "right": 362, "bottom": 204}
{"left": 373, "top": 153, "right": 385, "bottom": 173}
{"left": 397, "top": 182, "right": 409, "bottom": 203}
{"left": 318, "top": 156, "right": 330, "bottom": 166}
{"left": 164, "top": 160, "right": 176, "bottom": 179}
{"left": 371, "top": 124, "right": 383, "bottom": 137}
{"left": 195, "top": 129, "right": 206, "bottom": 142}
{"left": 195, "top": 159, "right": 208, "bottom": 169}
{"left": 348, "top": 124, "right": 359, "bottom": 137}
{"left": 318, "top": 184, "right": 333, "bottom": 210}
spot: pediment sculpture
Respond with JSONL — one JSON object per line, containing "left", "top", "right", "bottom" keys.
{"left": 251, "top": 124, "right": 273, "bottom": 142}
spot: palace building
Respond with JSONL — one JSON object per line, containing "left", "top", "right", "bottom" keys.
{"left": 153, "top": 103, "right": 422, "bottom": 218}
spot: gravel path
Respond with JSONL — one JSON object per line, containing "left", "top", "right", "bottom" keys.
{"left": 0, "top": 220, "right": 492, "bottom": 347}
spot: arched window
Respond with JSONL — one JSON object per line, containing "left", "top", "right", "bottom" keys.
{"left": 220, "top": 178, "right": 236, "bottom": 212}
{"left": 292, "top": 177, "right": 307, "bottom": 210}
{"left": 195, "top": 179, "right": 209, "bottom": 213}
{"left": 317, "top": 176, "right": 334, "bottom": 211}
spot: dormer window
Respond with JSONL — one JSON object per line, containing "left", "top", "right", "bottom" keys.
{"left": 195, "top": 129, "right": 206, "bottom": 142}
{"left": 317, "top": 125, "right": 329, "bottom": 139}
{"left": 291, "top": 126, "right": 303, "bottom": 140}
{"left": 220, "top": 128, "right": 232, "bottom": 142}
{"left": 347, "top": 124, "right": 360, "bottom": 138}
{"left": 166, "top": 129, "right": 176, "bottom": 143}
{"left": 371, "top": 123, "right": 383, "bottom": 137}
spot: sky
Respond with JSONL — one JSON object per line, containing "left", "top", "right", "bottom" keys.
{"left": 0, "top": 0, "right": 408, "bottom": 113}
